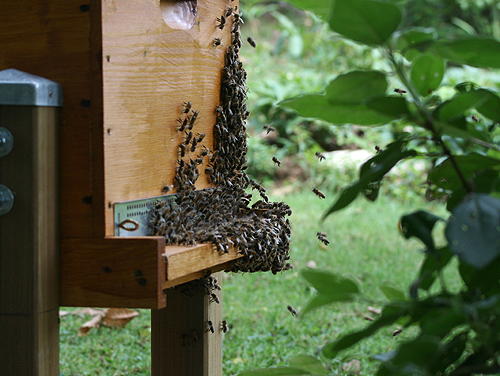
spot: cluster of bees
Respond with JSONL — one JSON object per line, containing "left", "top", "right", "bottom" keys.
{"left": 150, "top": 6, "right": 292, "bottom": 279}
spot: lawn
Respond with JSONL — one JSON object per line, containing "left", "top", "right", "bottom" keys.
{"left": 59, "top": 190, "right": 452, "bottom": 375}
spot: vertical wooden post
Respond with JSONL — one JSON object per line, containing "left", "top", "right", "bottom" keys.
{"left": 152, "top": 271, "right": 223, "bottom": 376}
{"left": 0, "top": 69, "right": 61, "bottom": 376}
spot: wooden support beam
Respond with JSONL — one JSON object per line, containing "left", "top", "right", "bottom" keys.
{"left": 0, "top": 105, "right": 59, "bottom": 375}
{"left": 152, "top": 271, "right": 223, "bottom": 376}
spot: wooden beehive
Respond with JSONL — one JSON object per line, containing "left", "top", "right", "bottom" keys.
{"left": 0, "top": 0, "right": 242, "bottom": 308}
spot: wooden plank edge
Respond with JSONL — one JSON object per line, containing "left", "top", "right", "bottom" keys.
{"left": 163, "top": 243, "right": 243, "bottom": 281}
{"left": 161, "top": 260, "right": 235, "bottom": 290}
{"left": 60, "top": 236, "right": 166, "bottom": 309}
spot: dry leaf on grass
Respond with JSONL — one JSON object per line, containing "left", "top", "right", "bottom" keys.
{"left": 103, "top": 308, "right": 140, "bottom": 328}
{"left": 59, "top": 310, "right": 70, "bottom": 317}
{"left": 78, "top": 310, "right": 107, "bottom": 337}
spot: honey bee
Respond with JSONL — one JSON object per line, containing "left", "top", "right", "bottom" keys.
{"left": 210, "top": 293, "right": 220, "bottom": 304}
{"left": 471, "top": 114, "right": 479, "bottom": 123}
{"left": 161, "top": 184, "right": 172, "bottom": 193}
{"left": 177, "top": 117, "right": 189, "bottom": 132}
{"left": 263, "top": 124, "right": 275, "bottom": 134}
{"left": 216, "top": 15, "right": 226, "bottom": 29}
{"left": 182, "top": 101, "right": 192, "bottom": 114}
{"left": 188, "top": 111, "right": 198, "bottom": 130}
{"left": 393, "top": 328, "right": 403, "bottom": 337}
{"left": 272, "top": 157, "right": 281, "bottom": 166}
{"left": 190, "top": 138, "right": 198, "bottom": 152}
{"left": 196, "top": 133, "right": 206, "bottom": 143}
{"left": 394, "top": 88, "right": 406, "bottom": 94}
{"left": 315, "top": 152, "right": 325, "bottom": 161}
{"left": 287, "top": 305, "right": 298, "bottom": 317}
{"left": 312, "top": 188, "right": 325, "bottom": 199}
{"left": 220, "top": 320, "right": 228, "bottom": 333}
{"left": 317, "top": 232, "right": 329, "bottom": 246}
{"left": 179, "top": 143, "right": 186, "bottom": 157}
{"left": 184, "top": 131, "right": 193, "bottom": 145}
{"left": 225, "top": 7, "right": 233, "bottom": 17}
{"left": 206, "top": 320, "right": 215, "bottom": 333}
{"left": 213, "top": 38, "right": 221, "bottom": 47}
{"left": 247, "top": 37, "right": 257, "bottom": 48}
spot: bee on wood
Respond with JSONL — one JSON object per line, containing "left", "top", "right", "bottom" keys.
{"left": 190, "top": 138, "right": 198, "bottom": 152}
{"left": 317, "top": 232, "right": 329, "bottom": 246}
{"left": 179, "top": 143, "right": 186, "bottom": 157}
{"left": 161, "top": 184, "right": 172, "bottom": 194}
{"left": 287, "top": 305, "right": 298, "bottom": 317}
{"left": 394, "top": 88, "right": 406, "bottom": 95}
{"left": 225, "top": 7, "right": 233, "bottom": 17}
{"left": 247, "top": 37, "right": 257, "bottom": 48}
{"left": 263, "top": 124, "right": 275, "bottom": 134}
{"left": 182, "top": 101, "right": 192, "bottom": 114}
{"left": 177, "top": 117, "right": 189, "bottom": 132}
{"left": 188, "top": 111, "right": 198, "bottom": 130}
{"left": 312, "top": 188, "right": 325, "bottom": 199}
{"left": 216, "top": 15, "right": 226, "bottom": 29}
{"left": 196, "top": 133, "right": 206, "bottom": 143}
{"left": 213, "top": 37, "right": 221, "bottom": 47}
{"left": 315, "top": 151, "right": 325, "bottom": 161}
{"left": 220, "top": 320, "right": 228, "bottom": 333}
{"left": 272, "top": 157, "right": 281, "bottom": 167}
{"left": 210, "top": 293, "right": 220, "bottom": 304}
{"left": 194, "top": 157, "right": 203, "bottom": 165}
{"left": 184, "top": 131, "right": 193, "bottom": 145}
{"left": 206, "top": 320, "right": 215, "bottom": 333}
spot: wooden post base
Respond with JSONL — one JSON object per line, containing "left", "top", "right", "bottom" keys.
{"left": 152, "top": 272, "right": 223, "bottom": 376}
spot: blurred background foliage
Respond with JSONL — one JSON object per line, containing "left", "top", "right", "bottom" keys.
{"left": 240, "top": 0, "right": 500, "bottom": 198}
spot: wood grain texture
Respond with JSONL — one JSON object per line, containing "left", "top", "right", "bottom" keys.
{"left": 0, "top": 1, "right": 94, "bottom": 238}
{"left": 0, "top": 106, "right": 59, "bottom": 375}
{"left": 60, "top": 237, "right": 167, "bottom": 308}
{"left": 164, "top": 243, "right": 243, "bottom": 281}
{"left": 152, "top": 272, "right": 223, "bottom": 376}
{"left": 101, "top": 0, "right": 233, "bottom": 236}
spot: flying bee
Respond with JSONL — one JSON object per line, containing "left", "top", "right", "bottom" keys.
{"left": 394, "top": 88, "right": 406, "bottom": 95}
{"left": 272, "top": 157, "right": 281, "bottom": 166}
{"left": 206, "top": 320, "right": 215, "bottom": 333}
{"left": 312, "top": 188, "right": 325, "bottom": 199}
{"left": 220, "top": 320, "right": 228, "bottom": 333}
{"left": 287, "top": 305, "right": 298, "bottom": 317}
{"left": 213, "top": 37, "right": 221, "bottom": 47}
{"left": 315, "top": 151, "right": 325, "bottom": 161}
{"left": 393, "top": 328, "right": 403, "bottom": 337}
{"left": 317, "top": 232, "right": 329, "bottom": 246}
{"left": 247, "top": 37, "right": 257, "bottom": 48}
{"left": 471, "top": 114, "right": 479, "bottom": 123}
{"left": 216, "top": 15, "right": 226, "bottom": 29}
{"left": 182, "top": 101, "right": 192, "bottom": 114}
{"left": 210, "top": 293, "right": 220, "bottom": 304}
{"left": 263, "top": 124, "right": 275, "bottom": 134}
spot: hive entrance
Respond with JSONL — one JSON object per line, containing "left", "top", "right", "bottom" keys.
{"left": 160, "top": 0, "right": 197, "bottom": 30}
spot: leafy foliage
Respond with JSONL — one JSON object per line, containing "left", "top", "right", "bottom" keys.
{"left": 240, "top": 0, "right": 500, "bottom": 375}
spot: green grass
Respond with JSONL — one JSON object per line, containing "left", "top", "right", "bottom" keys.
{"left": 59, "top": 191, "right": 454, "bottom": 375}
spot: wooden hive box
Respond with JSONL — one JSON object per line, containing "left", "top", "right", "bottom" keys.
{"left": 0, "top": 0, "right": 242, "bottom": 309}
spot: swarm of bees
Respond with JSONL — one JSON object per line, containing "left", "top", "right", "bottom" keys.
{"left": 150, "top": 8, "right": 292, "bottom": 279}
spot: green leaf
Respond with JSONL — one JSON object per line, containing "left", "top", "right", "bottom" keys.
{"left": 435, "top": 89, "right": 500, "bottom": 123}
{"left": 399, "top": 210, "right": 444, "bottom": 251}
{"left": 416, "top": 247, "right": 454, "bottom": 291}
{"left": 411, "top": 54, "right": 445, "bottom": 97}
{"left": 285, "top": 0, "right": 333, "bottom": 20}
{"left": 446, "top": 194, "right": 500, "bottom": 269}
{"left": 281, "top": 94, "right": 400, "bottom": 125}
{"left": 329, "top": 0, "right": 402, "bottom": 46}
{"left": 429, "top": 332, "right": 467, "bottom": 374}
{"left": 365, "top": 96, "right": 411, "bottom": 119}
{"left": 394, "top": 27, "right": 437, "bottom": 52}
{"left": 289, "top": 355, "right": 329, "bottom": 375}
{"left": 322, "top": 303, "right": 409, "bottom": 358}
{"left": 324, "top": 140, "right": 416, "bottom": 216}
{"left": 429, "top": 37, "right": 500, "bottom": 69}
{"left": 301, "top": 293, "right": 353, "bottom": 316}
{"left": 419, "top": 308, "right": 466, "bottom": 338}
{"left": 237, "top": 367, "right": 311, "bottom": 376}
{"left": 301, "top": 269, "right": 359, "bottom": 296}
{"left": 325, "top": 70, "right": 387, "bottom": 104}
{"left": 380, "top": 285, "right": 406, "bottom": 301}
